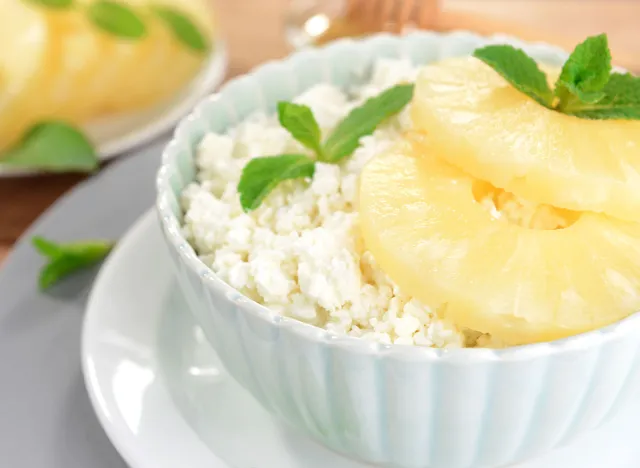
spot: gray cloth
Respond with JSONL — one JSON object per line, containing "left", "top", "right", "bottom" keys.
{"left": 0, "top": 140, "right": 168, "bottom": 468}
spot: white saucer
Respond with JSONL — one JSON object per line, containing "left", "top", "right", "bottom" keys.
{"left": 0, "top": 42, "right": 227, "bottom": 178}
{"left": 82, "top": 210, "right": 640, "bottom": 468}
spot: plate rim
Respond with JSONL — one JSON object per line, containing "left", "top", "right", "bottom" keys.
{"left": 80, "top": 211, "right": 640, "bottom": 468}
{"left": 81, "top": 210, "right": 228, "bottom": 468}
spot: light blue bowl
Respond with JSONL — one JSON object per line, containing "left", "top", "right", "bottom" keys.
{"left": 156, "top": 31, "right": 640, "bottom": 468}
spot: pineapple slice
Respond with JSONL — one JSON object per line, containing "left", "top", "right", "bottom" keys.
{"left": 411, "top": 57, "right": 640, "bottom": 223}
{"left": 0, "top": 0, "right": 214, "bottom": 152}
{"left": 359, "top": 140, "right": 640, "bottom": 345}
{"left": 0, "top": 0, "right": 51, "bottom": 149}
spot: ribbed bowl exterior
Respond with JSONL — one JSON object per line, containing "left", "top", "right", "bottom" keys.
{"left": 156, "top": 31, "right": 640, "bottom": 468}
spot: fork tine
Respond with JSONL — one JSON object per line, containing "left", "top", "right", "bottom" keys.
{"left": 416, "top": 0, "right": 439, "bottom": 29}
{"left": 395, "top": 0, "right": 415, "bottom": 32}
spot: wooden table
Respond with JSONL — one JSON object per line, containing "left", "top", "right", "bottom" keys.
{"left": 1, "top": 0, "right": 638, "bottom": 264}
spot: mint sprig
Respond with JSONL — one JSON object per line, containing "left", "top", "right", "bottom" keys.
{"left": 473, "top": 33, "right": 640, "bottom": 120}
{"left": 567, "top": 73, "right": 640, "bottom": 119}
{"left": 153, "top": 5, "right": 209, "bottom": 52}
{"left": 323, "top": 83, "right": 414, "bottom": 162}
{"left": 1, "top": 121, "right": 98, "bottom": 173}
{"left": 88, "top": 0, "right": 147, "bottom": 39}
{"left": 277, "top": 102, "right": 323, "bottom": 157}
{"left": 24, "top": 0, "right": 208, "bottom": 53}
{"left": 238, "top": 155, "right": 316, "bottom": 211}
{"left": 473, "top": 45, "right": 554, "bottom": 108}
{"left": 237, "top": 83, "right": 414, "bottom": 211}
{"left": 555, "top": 34, "right": 611, "bottom": 111}
{"left": 32, "top": 237, "right": 114, "bottom": 290}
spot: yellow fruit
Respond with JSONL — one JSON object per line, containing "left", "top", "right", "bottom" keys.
{"left": 359, "top": 140, "right": 640, "bottom": 345}
{"left": 0, "top": 0, "right": 51, "bottom": 149}
{"left": 0, "top": 0, "right": 215, "bottom": 152}
{"left": 411, "top": 57, "right": 640, "bottom": 222}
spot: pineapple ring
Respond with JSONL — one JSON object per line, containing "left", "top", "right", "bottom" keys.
{"left": 359, "top": 141, "right": 640, "bottom": 345}
{"left": 0, "top": 0, "right": 50, "bottom": 151}
{"left": 0, "top": 0, "right": 215, "bottom": 152}
{"left": 411, "top": 57, "right": 640, "bottom": 223}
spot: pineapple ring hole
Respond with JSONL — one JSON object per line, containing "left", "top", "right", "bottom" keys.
{"left": 471, "top": 180, "right": 580, "bottom": 230}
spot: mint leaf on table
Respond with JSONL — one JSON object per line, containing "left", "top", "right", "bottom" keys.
{"left": 238, "top": 154, "right": 315, "bottom": 212}
{"left": 322, "top": 83, "right": 414, "bottom": 162}
{"left": 565, "top": 73, "right": 640, "bottom": 119}
{"left": 1, "top": 121, "right": 98, "bottom": 173}
{"left": 32, "top": 237, "right": 64, "bottom": 258}
{"left": 555, "top": 34, "right": 612, "bottom": 111}
{"left": 277, "top": 102, "right": 323, "bottom": 157}
{"left": 473, "top": 45, "right": 554, "bottom": 108}
{"left": 88, "top": 0, "right": 147, "bottom": 39}
{"left": 25, "top": 0, "right": 73, "bottom": 8}
{"left": 153, "top": 5, "right": 208, "bottom": 52}
{"left": 32, "top": 237, "right": 114, "bottom": 290}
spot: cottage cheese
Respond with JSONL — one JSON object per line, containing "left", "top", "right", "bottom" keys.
{"left": 181, "top": 59, "right": 491, "bottom": 348}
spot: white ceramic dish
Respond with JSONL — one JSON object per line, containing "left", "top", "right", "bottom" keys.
{"left": 0, "top": 40, "right": 227, "bottom": 178}
{"left": 82, "top": 210, "right": 640, "bottom": 468}
{"left": 156, "top": 31, "right": 640, "bottom": 468}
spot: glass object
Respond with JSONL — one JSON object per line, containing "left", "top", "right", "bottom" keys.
{"left": 283, "top": 0, "right": 347, "bottom": 49}
{"left": 283, "top": 0, "right": 439, "bottom": 50}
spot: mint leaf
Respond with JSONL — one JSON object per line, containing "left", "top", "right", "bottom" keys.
{"left": 1, "top": 121, "right": 98, "bottom": 173}
{"left": 33, "top": 237, "right": 64, "bottom": 258}
{"left": 555, "top": 34, "right": 611, "bottom": 111}
{"left": 323, "top": 83, "right": 414, "bottom": 162}
{"left": 473, "top": 45, "right": 554, "bottom": 108}
{"left": 88, "top": 0, "right": 147, "bottom": 39}
{"left": 277, "top": 102, "right": 323, "bottom": 157}
{"left": 565, "top": 73, "right": 640, "bottom": 119}
{"left": 25, "top": 0, "right": 73, "bottom": 8}
{"left": 32, "top": 237, "right": 114, "bottom": 290}
{"left": 238, "top": 155, "right": 315, "bottom": 211}
{"left": 153, "top": 6, "right": 208, "bottom": 52}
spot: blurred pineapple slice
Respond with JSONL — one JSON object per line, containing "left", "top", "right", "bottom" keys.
{"left": 0, "top": 0, "right": 52, "bottom": 148}
{"left": 359, "top": 141, "right": 640, "bottom": 345}
{"left": 0, "top": 0, "right": 215, "bottom": 152}
{"left": 411, "top": 57, "right": 640, "bottom": 223}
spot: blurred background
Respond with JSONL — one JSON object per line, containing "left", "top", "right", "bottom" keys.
{"left": 0, "top": 0, "right": 638, "bottom": 263}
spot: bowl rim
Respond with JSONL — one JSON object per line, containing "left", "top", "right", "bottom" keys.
{"left": 156, "top": 30, "right": 640, "bottom": 362}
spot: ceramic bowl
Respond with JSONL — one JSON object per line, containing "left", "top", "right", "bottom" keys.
{"left": 156, "top": 31, "right": 640, "bottom": 468}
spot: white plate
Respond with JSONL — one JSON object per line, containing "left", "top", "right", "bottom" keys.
{"left": 82, "top": 210, "right": 640, "bottom": 468}
{"left": 0, "top": 41, "right": 227, "bottom": 178}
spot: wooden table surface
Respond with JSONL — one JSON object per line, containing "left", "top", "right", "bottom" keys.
{"left": 1, "top": 0, "right": 639, "bottom": 264}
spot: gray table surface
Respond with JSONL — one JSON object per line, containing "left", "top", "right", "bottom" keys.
{"left": 0, "top": 140, "right": 169, "bottom": 468}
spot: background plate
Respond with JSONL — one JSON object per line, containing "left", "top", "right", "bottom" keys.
{"left": 0, "top": 140, "right": 164, "bottom": 467}
{"left": 0, "top": 41, "right": 227, "bottom": 178}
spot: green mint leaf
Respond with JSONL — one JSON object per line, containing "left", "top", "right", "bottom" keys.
{"left": 323, "top": 83, "right": 414, "bottom": 162}
{"left": 473, "top": 45, "right": 554, "bottom": 108}
{"left": 32, "top": 238, "right": 114, "bottom": 290}
{"left": 88, "top": 0, "right": 147, "bottom": 39}
{"left": 153, "top": 6, "right": 208, "bottom": 52}
{"left": 25, "top": 0, "right": 73, "bottom": 8}
{"left": 277, "top": 102, "right": 323, "bottom": 157}
{"left": 32, "top": 236, "right": 64, "bottom": 258}
{"left": 555, "top": 34, "right": 612, "bottom": 111}
{"left": 1, "top": 121, "right": 98, "bottom": 173}
{"left": 238, "top": 154, "right": 315, "bottom": 211}
{"left": 565, "top": 73, "right": 640, "bottom": 119}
